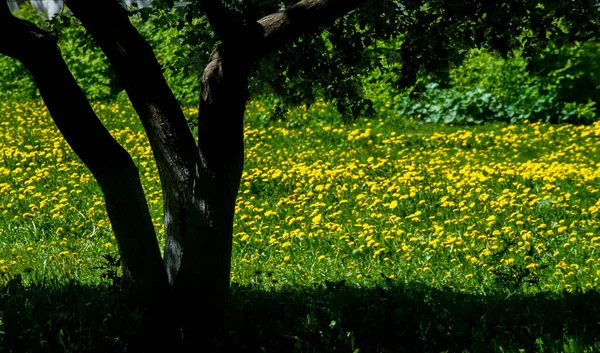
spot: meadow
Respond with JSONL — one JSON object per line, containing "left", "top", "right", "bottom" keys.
{"left": 1, "top": 99, "right": 600, "bottom": 352}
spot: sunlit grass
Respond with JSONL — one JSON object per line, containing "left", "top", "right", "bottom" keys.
{"left": 1, "top": 98, "right": 600, "bottom": 297}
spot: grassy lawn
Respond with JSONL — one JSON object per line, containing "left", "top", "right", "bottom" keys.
{"left": 0, "top": 99, "right": 599, "bottom": 352}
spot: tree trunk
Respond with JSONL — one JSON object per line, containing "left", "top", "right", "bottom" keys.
{"left": 169, "top": 44, "right": 249, "bottom": 346}
{"left": 64, "top": 0, "right": 367, "bottom": 345}
{"left": 63, "top": 2, "right": 246, "bottom": 344}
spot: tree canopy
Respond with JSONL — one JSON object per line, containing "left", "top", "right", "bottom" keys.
{"left": 130, "top": 0, "right": 600, "bottom": 119}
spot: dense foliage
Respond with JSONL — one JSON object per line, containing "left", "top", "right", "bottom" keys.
{"left": 383, "top": 43, "right": 600, "bottom": 125}
{"left": 1, "top": 1, "right": 598, "bottom": 124}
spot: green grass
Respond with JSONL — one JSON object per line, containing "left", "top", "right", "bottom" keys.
{"left": 1, "top": 98, "right": 600, "bottom": 351}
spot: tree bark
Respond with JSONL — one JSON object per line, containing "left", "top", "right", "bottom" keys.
{"left": 184, "top": 0, "right": 368, "bottom": 343}
{"left": 64, "top": 0, "right": 225, "bottom": 343}
{"left": 171, "top": 44, "right": 249, "bottom": 346}
{"left": 256, "top": 0, "right": 366, "bottom": 57}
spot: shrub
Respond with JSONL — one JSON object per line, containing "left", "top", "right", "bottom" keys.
{"left": 395, "top": 45, "right": 598, "bottom": 125}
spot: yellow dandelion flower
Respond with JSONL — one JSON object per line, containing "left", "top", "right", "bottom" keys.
{"left": 312, "top": 214, "right": 322, "bottom": 223}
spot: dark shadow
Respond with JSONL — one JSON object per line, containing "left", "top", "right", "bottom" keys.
{"left": 1, "top": 275, "right": 599, "bottom": 352}
{"left": 225, "top": 281, "right": 600, "bottom": 353}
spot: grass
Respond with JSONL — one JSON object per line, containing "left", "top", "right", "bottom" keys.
{"left": 1, "top": 98, "right": 600, "bottom": 351}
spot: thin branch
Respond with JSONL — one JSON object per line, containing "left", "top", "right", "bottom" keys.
{"left": 256, "top": 0, "right": 367, "bottom": 57}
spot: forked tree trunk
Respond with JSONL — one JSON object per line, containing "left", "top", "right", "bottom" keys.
{"left": 2, "top": 0, "right": 366, "bottom": 349}
{"left": 61, "top": 1, "right": 249, "bottom": 344}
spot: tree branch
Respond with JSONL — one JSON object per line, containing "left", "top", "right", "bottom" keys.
{"left": 0, "top": 2, "right": 167, "bottom": 294}
{"left": 64, "top": 0, "right": 204, "bottom": 286}
{"left": 64, "top": 0, "right": 199, "bottom": 198}
{"left": 256, "top": 0, "right": 367, "bottom": 57}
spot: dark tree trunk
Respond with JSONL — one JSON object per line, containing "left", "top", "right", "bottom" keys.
{"left": 171, "top": 45, "right": 249, "bottom": 345}
{"left": 63, "top": 1, "right": 243, "bottom": 343}
{"left": 62, "top": 2, "right": 201, "bottom": 272}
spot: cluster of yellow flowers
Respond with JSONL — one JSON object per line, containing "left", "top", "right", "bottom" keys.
{"left": 1, "top": 99, "right": 599, "bottom": 292}
{"left": 0, "top": 101, "right": 162, "bottom": 278}
{"left": 232, "top": 101, "right": 600, "bottom": 291}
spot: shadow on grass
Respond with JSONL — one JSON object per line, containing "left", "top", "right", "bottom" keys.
{"left": 1, "top": 276, "right": 599, "bottom": 352}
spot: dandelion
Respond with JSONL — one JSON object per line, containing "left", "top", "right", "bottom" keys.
{"left": 311, "top": 214, "right": 322, "bottom": 224}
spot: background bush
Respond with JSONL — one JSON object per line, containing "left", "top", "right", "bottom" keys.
{"left": 387, "top": 43, "right": 599, "bottom": 125}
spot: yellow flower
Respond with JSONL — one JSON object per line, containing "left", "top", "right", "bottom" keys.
{"left": 312, "top": 214, "right": 322, "bottom": 223}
